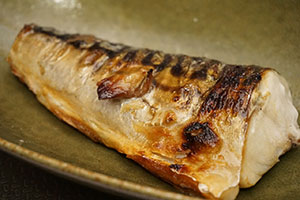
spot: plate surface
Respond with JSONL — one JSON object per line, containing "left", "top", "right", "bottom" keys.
{"left": 0, "top": 0, "right": 300, "bottom": 199}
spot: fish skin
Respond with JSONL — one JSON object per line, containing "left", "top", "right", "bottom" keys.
{"left": 7, "top": 24, "right": 300, "bottom": 200}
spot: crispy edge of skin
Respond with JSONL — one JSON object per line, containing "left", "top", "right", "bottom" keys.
{"left": 7, "top": 56, "right": 211, "bottom": 199}
{"left": 128, "top": 155, "right": 213, "bottom": 199}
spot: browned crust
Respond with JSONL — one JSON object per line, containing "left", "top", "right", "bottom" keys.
{"left": 8, "top": 24, "right": 273, "bottom": 199}
{"left": 181, "top": 122, "right": 219, "bottom": 155}
{"left": 127, "top": 155, "right": 212, "bottom": 198}
{"left": 9, "top": 56, "right": 205, "bottom": 197}
{"left": 27, "top": 24, "right": 267, "bottom": 112}
{"left": 199, "top": 65, "right": 265, "bottom": 117}
{"left": 97, "top": 68, "right": 153, "bottom": 100}
{"left": 128, "top": 155, "right": 220, "bottom": 199}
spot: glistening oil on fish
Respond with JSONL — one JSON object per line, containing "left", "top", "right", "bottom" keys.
{"left": 7, "top": 24, "right": 300, "bottom": 200}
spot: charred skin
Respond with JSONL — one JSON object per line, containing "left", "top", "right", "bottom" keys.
{"left": 31, "top": 24, "right": 265, "bottom": 105}
{"left": 31, "top": 24, "right": 266, "bottom": 156}
{"left": 9, "top": 24, "right": 273, "bottom": 199}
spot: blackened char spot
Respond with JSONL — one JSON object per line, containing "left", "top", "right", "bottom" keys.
{"left": 243, "top": 73, "right": 262, "bottom": 86}
{"left": 220, "top": 65, "right": 244, "bottom": 88}
{"left": 200, "top": 65, "right": 264, "bottom": 116}
{"left": 200, "top": 90, "right": 220, "bottom": 114}
{"left": 123, "top": 50, "right": 137, "bottom": 62}
{"left": 206, "top": 59, "right": 221, "bottom": 67}
{"left": 87, "top": 42, "right": 99, "bottom": 50}
{"left": 191, "top": 57, "right": 203, "bottom": 64}
{"left": 69, "top": 40, "right": 85, "bottom": 48}
{"left": 56, "top": 34, "right": 74, "bottom": 41}
{"left": 182, "top": 122, "right": 218, "bottom": 153}
{"left": 190, "top": 59, "right": 221, "bottom": 79}
{"left": 141, "top": 51, "right": 155, "bottom": 65}
{"left": 169, "top": 164, "right": 184, "bottom": 171}
{"left": 32, "top": 25, "right": 52, "bottom": 35}
{"left": 170, "top": 55, "right": 185, "bottom": 76}
{"left": 190, "top": 68, "right": 207, "bottom": 80}
{"left": 173, "top": 96, "right": 180, "bottom": 102}
{"left": 89, "top": 42, "right": 116, "bottom": 58}
{"left": 141, "top": 52, "right": 172, "bottom": 72}
{"left": 155, "top": 54, "right": 172, "bottom": 72}
{"left": 33, "top": 26, "right": 77, "bottom": 40}
{"left": 171, "top": 63, "right": 182, "bottom": 76}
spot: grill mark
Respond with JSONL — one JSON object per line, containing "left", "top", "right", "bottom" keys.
{"left": 33, "top": 25, "right": 198, "bottom": 80}
{"left": 242, "top": 72, "right": 262, "bottom": 86}
{"left": 170, "top": 55, "right": 186, "bottom": 76}
{"left": 88, "top": 42, "right": 119, "bottom": 59}
{"left": 200, "top": 65, "right": 264, "bottom": 117}
{"left": 93, "top": 56, "right": 109, "bottom": 73}
{"left": 206, "top": 59, "right": 221, "bottom": 67}
{"left": 141, "top": 51, "right": 156, "bottom": 65}
{"left": 31, "top": 23, "right": 264, "bottom": 103}
{"left": 141, "top": 51, "right": 173, "bottom": 72}
{"left": 190, "top": 60, "right": 220, "bottom": 80}
{"left": 68, "top": 40, "right": 86, "bottom": 48}
{"left": 123, "top": 50, "right": 137, "bottom": 62}
{"left": 155, "top": 54, "right": 172, "bottom": 72}
{"left": 33, "top": 25, "right": 128, "bottom": 59}
{"left": 190, "top": 68, "right": 208, "bottom": 80}
{"left": 191, "top": 57, "right": 204, "bottom": 65}
{"left": 33, "top": 26, "right": 77, "bottom": 41}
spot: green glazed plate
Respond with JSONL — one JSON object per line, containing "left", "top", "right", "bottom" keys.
{"left": 0, "top": 1, "right": 299, "bottom": 199}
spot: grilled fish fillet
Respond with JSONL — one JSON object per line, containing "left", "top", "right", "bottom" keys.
{"left": 7, "top": 24, "right": 300, "bottom": 200}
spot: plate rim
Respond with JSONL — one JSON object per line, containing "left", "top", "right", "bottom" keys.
{"left": 0, "top": 137, "right": 204, "bottom": 200}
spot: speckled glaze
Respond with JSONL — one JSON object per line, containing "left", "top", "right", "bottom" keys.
{"left": 0, "top": 0, "right": 300, "bottom": 200}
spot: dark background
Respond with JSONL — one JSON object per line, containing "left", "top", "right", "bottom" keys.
{"left": 0, "top": 150, "right": 127, "bottom": 200}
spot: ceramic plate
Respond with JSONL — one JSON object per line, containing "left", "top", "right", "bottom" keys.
{"left": 0, "top": 1, "right": 300, "bottom": 199}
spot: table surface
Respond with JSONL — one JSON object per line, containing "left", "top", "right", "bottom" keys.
{"left": 0, "top": 149, "right": 128, "bottom": 200}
